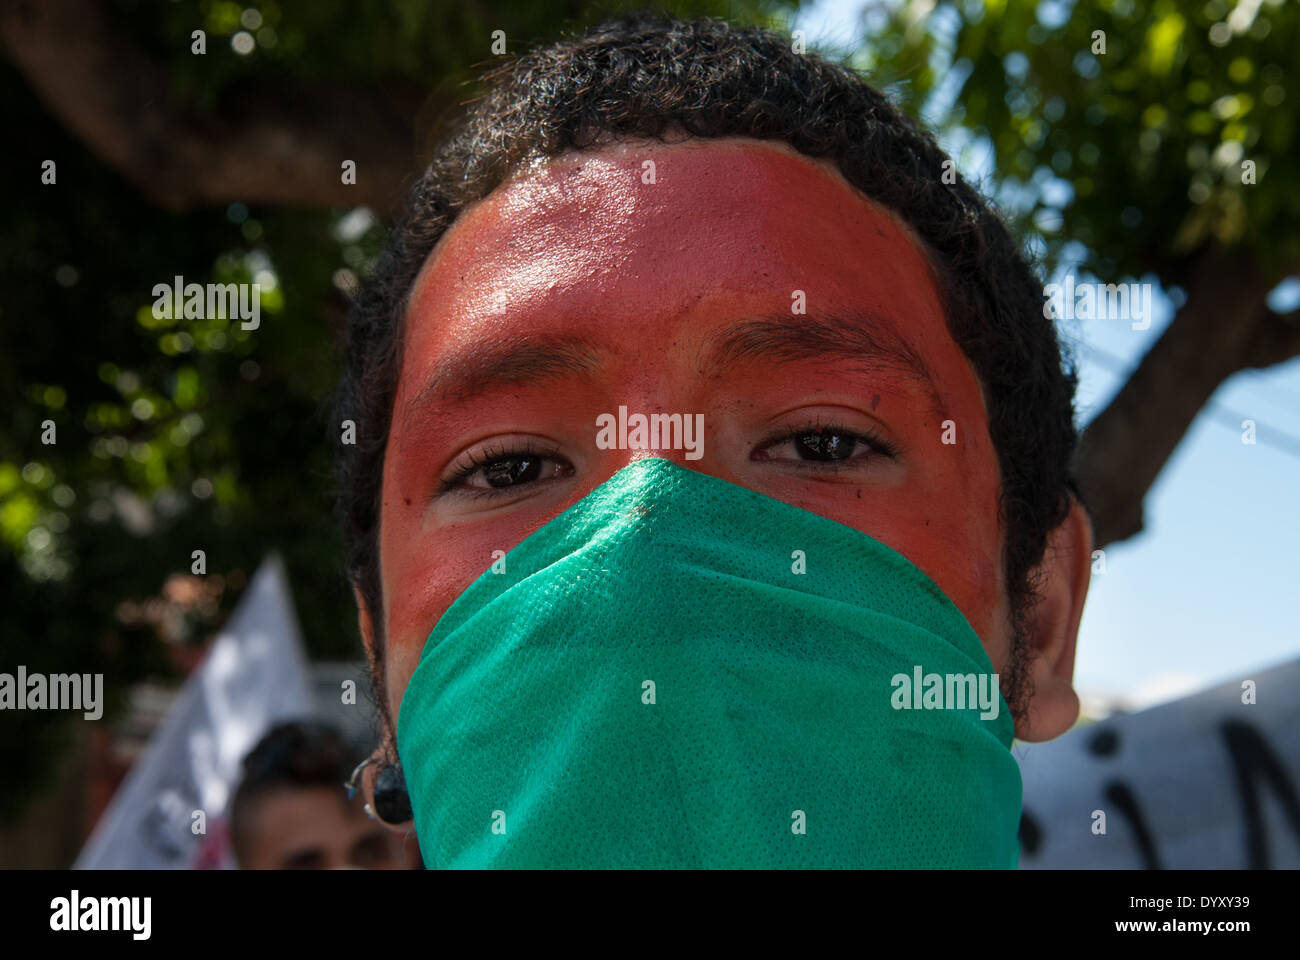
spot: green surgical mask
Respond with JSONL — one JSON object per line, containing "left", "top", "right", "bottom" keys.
{"left": 397, "top": 457, "right": 1021, "bottom": 868}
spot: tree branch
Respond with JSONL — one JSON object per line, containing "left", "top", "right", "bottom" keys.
{"left": 0, "top": 0, "right": 419, "bottom": 214}
{"left": 1245, "top": 305, "right": 1300, "bottom": 369}
{"left": 1075, "top": 244, "right": 1292, "bottom": 548}
{"left": 7, "top": 1, "right": 1295, "bottom": 555}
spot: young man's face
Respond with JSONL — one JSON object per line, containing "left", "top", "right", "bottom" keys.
{"left": 237, "top": 786, "right": 416, "bottom": 870}
{"left": 372, "top": 137, "right": 1065, "bottom": 741}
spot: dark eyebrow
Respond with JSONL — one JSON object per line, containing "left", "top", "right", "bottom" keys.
{"left": 701, "top": 312, "right": 936, "bottom": 389}
{"left": 399, "top": 334, "right": 602, "bottom": 434}
{"left": 399, "top": 311, "right": 939, "bottom": 434}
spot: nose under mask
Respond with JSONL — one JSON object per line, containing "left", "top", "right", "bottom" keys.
{"left": 397, "top": 457, "right": 1022, "bottom": 868}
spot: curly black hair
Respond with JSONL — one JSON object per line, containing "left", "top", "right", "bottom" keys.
{"left": 333, "top": 14, "right": 1080, "bottom": 734}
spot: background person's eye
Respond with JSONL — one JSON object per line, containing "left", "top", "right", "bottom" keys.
{"left": 753, "top": 424, "right": 897, "bottom": 466}
{"left": 279, "top": 848, "right": 326, "bottom": 869}
{"left": 441, "top": 443, "right": 573, "bottom": 496}
{"left": 350, "top": 830, "right": 392, "bottom": 868}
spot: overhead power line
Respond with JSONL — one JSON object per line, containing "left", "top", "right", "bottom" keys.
{"left": 1076, "top": 342, "right": 1300, "bottom": 462}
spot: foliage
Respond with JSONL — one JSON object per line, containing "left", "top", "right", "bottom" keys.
{"left": 0, "top": 0, "right": 798, "bottom": 821}
{"left": 858, "top": 0, "right": 1299, "bottom": 283}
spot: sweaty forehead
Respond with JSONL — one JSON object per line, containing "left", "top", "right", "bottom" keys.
{"left": 403, "top": 137, "right": 952, "bottom": 360}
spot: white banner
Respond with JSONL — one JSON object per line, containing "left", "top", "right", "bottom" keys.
{"left": 75, "top": 554, "right": 314, "bottom": 869}
{"left": 1018, "top": 658, "right": 1300, "bottom": 868}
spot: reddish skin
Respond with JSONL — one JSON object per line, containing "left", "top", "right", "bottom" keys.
{"left": 370, "top": 137, "right": 1080, "bottom": 756}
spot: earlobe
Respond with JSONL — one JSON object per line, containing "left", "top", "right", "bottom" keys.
{"left": 1014, "top": 496, "right": 1094, "bottom": 743}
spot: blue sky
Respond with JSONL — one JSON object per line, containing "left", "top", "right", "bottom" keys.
{"left": 793, "top": 0, "right": 1299, "bottom": 710}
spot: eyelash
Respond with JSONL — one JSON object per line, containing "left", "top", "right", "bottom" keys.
{"left": 438, "top": 440, "right": 567, "bottom": 499}
{"left": 437, "top": 422, "right": 898, "bottom": 498}
{"left": 755, "top": 419, "right": 899, "bottom": 468}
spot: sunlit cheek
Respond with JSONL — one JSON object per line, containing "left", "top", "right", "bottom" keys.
{"left": 382, "top": 500, "right": 565, "bottom": 718}
{"left": 896, "top": 418, "right": 1005, "bottom": 640}
{"left": 938, "top": 534, "right": 1003, "bottom": 654}
{"left": 947, "top": 462, "right": 1007, "bottom": 648}
{"left": 841, "top": 481, "right": 1002, "bottom": 648}
{"left": 387, "top": 525, "right": 480, "bottom": 624}
{"left": 379, "top": 518, "right": 466, "bottom": 714}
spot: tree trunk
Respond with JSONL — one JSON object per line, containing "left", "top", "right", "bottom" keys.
{"left": 1075, "top": 243, "right": 1299, "bottom": 547}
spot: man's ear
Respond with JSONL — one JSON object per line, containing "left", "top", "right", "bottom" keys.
{"left": 1014, "top": 496, "right": 1093, "bottom": 743}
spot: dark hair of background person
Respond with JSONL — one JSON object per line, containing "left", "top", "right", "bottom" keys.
{"left": 228, "top": 720, "right": 353, "bottom": 864}
{"left": 332, "top": 13, "right": 1082, "bottom": 738}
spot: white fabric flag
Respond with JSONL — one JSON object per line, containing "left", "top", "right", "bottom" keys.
{"left": 75, "top": 554, "right": 315, "bottom": 869}
{"left": 1018, "top": 657, "right": 1300, "bottom": 869}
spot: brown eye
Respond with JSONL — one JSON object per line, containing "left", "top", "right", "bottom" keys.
{"left": 755, "top": 425, "right": 887, "bottom": 465}
{"left": 481, "top": 455, "right": 545, "bottom": 488}
{"left": 794, "top": 430, "right": 858, "bottom": 461}
{"left": 441, "top": 442, "right": 574, "bottom": 498}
